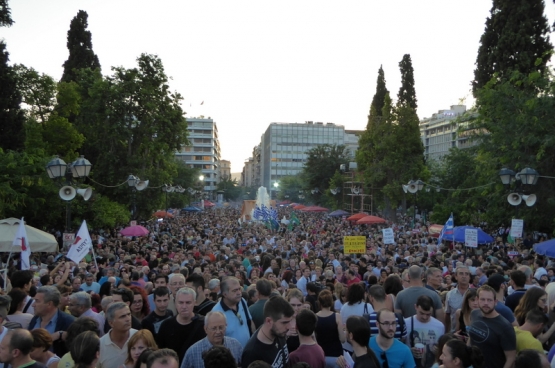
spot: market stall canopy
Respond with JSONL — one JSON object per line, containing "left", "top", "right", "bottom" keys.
{"left": 0, "top": 218, "right": 58, "bottom": 252}
{"left": 356, "top": 215, "right": 387, "bottom": 225}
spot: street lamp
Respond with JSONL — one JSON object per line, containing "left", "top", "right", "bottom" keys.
{"left": 499, "top": 168, "right": 538, "bottom": 207}
{"left": 46, "top": 155, "right": 93, "bottom": 233}
{"left": 162, "top": 184, "right": 175, "bottom": 215}
{"left": 273, "top": 182, "right": 279, "bottom": 199}
{"left": 127, "top": 175, "right": 149, "bottom": 220}
{"left": 404, "top": 179, "right": 424, "bottom": 224}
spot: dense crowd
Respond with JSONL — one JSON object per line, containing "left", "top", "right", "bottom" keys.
{"left": 0, "top": 206, "right": 553, "bottom": 368}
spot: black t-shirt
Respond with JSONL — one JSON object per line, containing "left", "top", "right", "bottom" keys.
{"left": 141, "top": 310, "right": 173, "bottom": 336}
{"left": 156, "top": 316, "right": 206, "bottom": 364}
{"left": 354, "top": 351, "right": 380, "bottom": 368}
{"left": 194, "top": 298, "right": 216, "bottom": 316}
{"left": 241, "top": 329, "right": 289, "bottom": 368}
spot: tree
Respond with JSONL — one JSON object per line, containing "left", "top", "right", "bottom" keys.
{"left": 472, "top": 0, "right": 552, "bottom": 95}
{"left": 0, "top": 42, "right": 25, "bottom": 152}
{"left": 370, "top": 65, "right": 389, "bottom": 120}
{"left": 276, "top": 175, "right": 304, "bottom": 202}
{"left": 302, "top": 144, "right": 351, "bottom": 204}
{"left": 75, "top": 54, "right": 189, "bottom": 218}
{"left": 0, "top": 0, "right": 14, "bottom": 27}
{"left": 61, "top": 10, "right": 101, "bottom": 83}
{"left": 13, "top": 64, "right": 57, "bottom": 124}
{"left": 397, "top": 54, "right": 417, "bottom": 110}
{"left": 216, "top": 177, "right": 242, "bottom": 201}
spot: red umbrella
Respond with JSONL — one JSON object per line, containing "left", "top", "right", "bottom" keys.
{"left": 293, "top": 204, "right": 306, "bottom": 210}
{"left": 356, "top": 215, "right": 387, "bottom": 224}
{"left": 120, "top": 225, "right": 150, "bottom": 237}
{"left": 203, "top": 200, "right": 215, "bottom": 207}
{"left": 347, "top": 212, "right": 368, "bottom": 221}
{"left": 153, "top": 211, "right": 173, "bottom": 218}
{"left": 301, "top": 206, "right": 329, "bottom": 212}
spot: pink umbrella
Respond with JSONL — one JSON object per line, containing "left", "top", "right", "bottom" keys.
{"left": 301, "top": 206, "right": 329, "bottom": 212}
{"left": 120, "top": 225, "right": 150, "bottom": 237}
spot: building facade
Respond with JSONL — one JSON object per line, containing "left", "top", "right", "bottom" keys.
{"left": 175, "top": 117, "right": 221, "bottom": 197}
{"left": 219, "top": 159, "right": 231, "bottom": 180}
{"left": 419, "top": 105, "right": 475, "bottom": 161}
{"left": 258, "top": 122, "right": 360, "bottom": 189}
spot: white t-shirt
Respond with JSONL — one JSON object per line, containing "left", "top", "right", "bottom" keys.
{"left": 340, "top": 302, "right": 374, "bottom": 352}
{"left": 404, "top": 314, "right": 445, "bottom": 368}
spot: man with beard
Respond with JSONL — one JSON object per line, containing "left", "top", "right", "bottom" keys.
{"left": 369, "top": 309, "right": 415, "bottom": 368}
{"left": 241, "top": 296, "right": 295, "bottom": 368}
{"left": 468, "top": 285, "right": 516, "bottom": 368}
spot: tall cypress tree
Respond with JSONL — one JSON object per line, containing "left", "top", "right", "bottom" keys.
{"left": 61, "top": 10, "right": 101, "bottom": 83}
{"left": 0, "top": 0, "right": 14, "bottom": 27}
{"left": 397, "top": 54, "right": 417, "bottom": 111}
{"left": 370, "top": 65, "right": 388, "bottom": 118}
{"left": 472, "top": 0, "right": 552, "bottom": 95}
{"left": 0, "top": 42, "right": 25, "bottom": 152}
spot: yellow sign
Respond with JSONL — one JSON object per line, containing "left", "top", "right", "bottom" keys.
{"left": 343, "top": 236, "right": 366, "bottom": 254}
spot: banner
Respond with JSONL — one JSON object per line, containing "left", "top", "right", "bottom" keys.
{"left": 465, "top": 228, "right": 478, "bottom": 248}
{"left": 343, "top": 236, "right": 366, "bottom": 254}
{"left": 382, "top": 228, "right": 395, "bottom": 244}
{"left": 12, "top": 217, "right": 30, "bottom": 270}
{"left": 510, "top": 219, "right": 524, "bottom": 238}
{"left": 67, "top": 220, "right": 93, "bottom": 264}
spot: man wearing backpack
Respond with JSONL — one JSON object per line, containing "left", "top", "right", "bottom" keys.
{"left": 404, "top": 295, "right": 444, "bottom": 368}
{"left": 366, "top": 285, "right": 407, "bottom": 340}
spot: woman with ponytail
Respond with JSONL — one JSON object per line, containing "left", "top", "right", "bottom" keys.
{"left": 439, "top": 339, "right": 484, "bottom": 368}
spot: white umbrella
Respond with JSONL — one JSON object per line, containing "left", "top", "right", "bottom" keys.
{"left": 0, "top": 218, "right": 58, "bottom": 252}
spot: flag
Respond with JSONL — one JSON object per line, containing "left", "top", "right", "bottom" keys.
{"left": 288, "top": 212, "right": 301, "bottom": 230}
{"left": 200, "top": 101, "right": 204, "bottom": 105}
{"left": 12, "top": 218, "right": 30, "bottom": 270}
{"left": 437, "top": 213, "right": 454, "bottom": 246}
{"left": 67, "top": 220, "right": 93, "bottom": 264}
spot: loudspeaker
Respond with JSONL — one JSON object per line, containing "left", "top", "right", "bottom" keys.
{"left": 522, "top": 194, "right": 537, "bottom": 207}
{"left": 77, "top": 187, "right": 92, "bottom": 201}
{"left": 507, "top": 193, "right": 522, "bottom": 206}
{"left": 407, "top": 184, "right": 418, "bottom": 194}
{"left": 59, "top": 186, "right": 76, "bottom": 201}
{"left": 402, "top": 185, "right": 409, "bottom": 194}
{"left": 135, "top": 180, "right": 149, "bottom": 191}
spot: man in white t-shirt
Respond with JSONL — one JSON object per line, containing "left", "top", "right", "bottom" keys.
{"left": 404, "top": 295, "right": 445, "bottom": 368}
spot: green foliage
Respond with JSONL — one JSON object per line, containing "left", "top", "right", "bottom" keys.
{"left": 13, "top": 64, "right": 57, "bottom": 124}
{"left": 324, "top": 170, "right": 345, "bottom": 210}
{"left": 397, "top": 54, "right": 418, "bottom": 110}
{"left": 76, "top": 194, "right": 130, "bottom": 229}
{"left": 0, "top": 0, "right": 13, "bottom": 27}
{"left": 41, "top": 116, "right": 85, "bottom": 160}
{"left": 276, "top": 175, "right": 305, "bottom": 202}
{"left": 472, "top": 0, "right": 552, "bottom": 94}
{"left": 61, "top": 10, "right": 101, "bottom": 83}
{"left": 301, "top": 144, "right": 351, "bottom": 205}
{"left": 0, "top": 42, "right": 26, "bottom": 152}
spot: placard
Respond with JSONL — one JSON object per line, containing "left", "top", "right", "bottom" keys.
{"left": 130, "top": 220, "right": 137, "bottom": 227}
{"left": 63, "top": 233, "right": 75, "bottom": 242}
{"left": 465, "top": 228, "right": 478, "bottom": 248}
{"left": 510, "top": 219, "right": 524, "bottom": 238}
{"left": 343, "top": 236, "right": 366, "bottom": 254}
{"left": 382, "top": 228, "right": 395, "bottom": 244}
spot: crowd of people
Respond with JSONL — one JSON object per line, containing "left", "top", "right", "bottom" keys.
{"left": 0, "top": 206, "right": 553, "bottom": 368}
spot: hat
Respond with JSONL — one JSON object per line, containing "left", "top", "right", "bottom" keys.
{"left": 487, "top": 273, "right": 506, "bottom": 292}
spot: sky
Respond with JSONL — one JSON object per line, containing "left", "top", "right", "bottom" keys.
{"left": 3, "top": 1, "right": 555, "bottom": 174}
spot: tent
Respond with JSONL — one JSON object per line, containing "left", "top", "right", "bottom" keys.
{"left": 329, "top": 209, "right": 350, "bottom": 217}
{"left": 0, "top": 218, "right": 58, "bottom": 252}
{"left": 534, "top": 239, "right": 555, "bottom": 258}
{"left": 356, "top": 215, "right": 387, "bottom": 225}
{"left": 442, "top": 226, "right": 494, "bottom": 244}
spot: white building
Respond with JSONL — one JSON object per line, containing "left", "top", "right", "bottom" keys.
{"left": 419, "top": 105, "right": 474, "bottom": 161}
{"left": 175, "top": 117, "right": 221, "bottom": 197}
{"left": 258, "top": 121, "right": 360, "bottom": 189}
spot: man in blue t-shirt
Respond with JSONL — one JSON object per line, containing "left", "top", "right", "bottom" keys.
{"left": 369, "top": 309, "right": 416, "bottom": 368}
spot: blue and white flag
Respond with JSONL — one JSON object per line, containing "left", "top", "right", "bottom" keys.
{"left": 437, "top": 213, "right": 454, "bottom": 245}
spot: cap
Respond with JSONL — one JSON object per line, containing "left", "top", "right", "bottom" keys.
{"left": 487, "top": 273, "right": 506, "bottom": 292}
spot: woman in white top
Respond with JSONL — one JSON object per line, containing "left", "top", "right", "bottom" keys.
{"left": 340, "top": 283, "right": 374, "bottom": 353}
{"left": 30, "top": 328, "right": 61, "bottom": 368}
{"left": 7, "top": 288, "right": 34, "bottom": 328}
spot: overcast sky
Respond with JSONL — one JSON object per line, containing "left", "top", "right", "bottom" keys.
{"left": 3, "top": 1, "right": 555, "bottom": 174}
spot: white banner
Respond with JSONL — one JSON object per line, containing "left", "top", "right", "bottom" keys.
{"left": 510, "top": 219, "right": 524, "bottom": 238}
{"left": 465, "top": 228, "right": 478, "bottom": 248}
{"left": 382, "top": 228, "right": 395, "bottom": 244}
{"left": 67, "top": 220, "right": 93, "bottom": 264}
